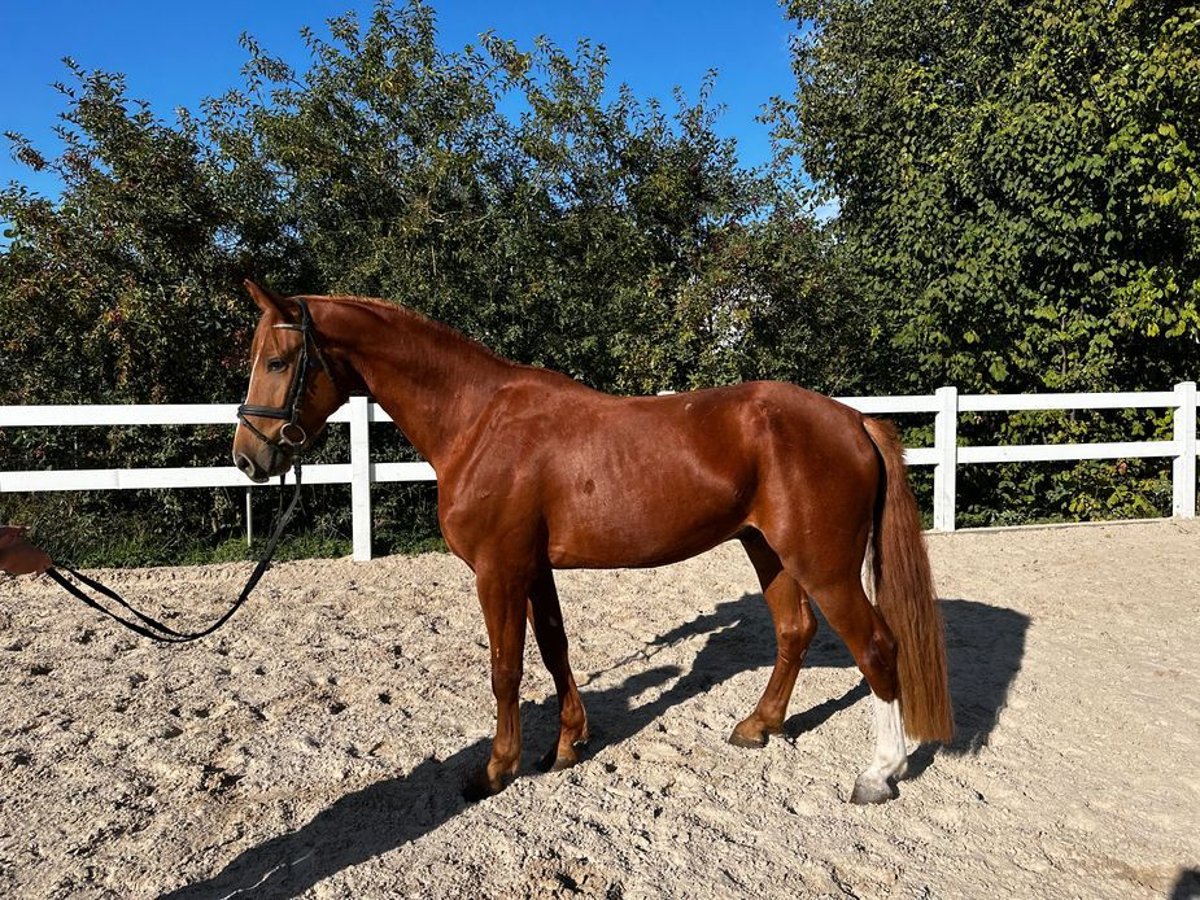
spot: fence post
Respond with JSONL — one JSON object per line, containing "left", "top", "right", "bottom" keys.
{"left": 933, "top": 386, "right": 958, "bottom": 531}
{"left": 1173, "top": 381, "right": 1197, "bottom": 519}
{"left": 350, "top": 395, "right": 373, "bottom": 560}
{"left": 245, "top": 489, "right": 254, "bottom": 546}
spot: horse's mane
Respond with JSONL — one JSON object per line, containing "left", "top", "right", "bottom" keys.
{"left": 305, "top": 293, "right": 509, "bottom": 366}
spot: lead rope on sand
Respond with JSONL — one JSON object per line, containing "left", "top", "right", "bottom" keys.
{"left": 44, "top": 461, "right": 303, "bottom": 644}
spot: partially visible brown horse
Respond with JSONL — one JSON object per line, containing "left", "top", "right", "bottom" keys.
{"left": 232, "top": 281, "right": 952, "bottom": 804}
{"left": 0, "top": 526, "right": 52, "bottom": 576}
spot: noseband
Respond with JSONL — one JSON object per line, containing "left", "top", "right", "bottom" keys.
{"left": 237, "top": 298, "right": 331, "bottom": 449}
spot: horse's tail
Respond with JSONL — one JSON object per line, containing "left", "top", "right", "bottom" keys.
{"left": 862, "top": 417, "right": 954, "bottom": 742}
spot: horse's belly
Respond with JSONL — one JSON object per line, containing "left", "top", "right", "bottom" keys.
{"left": 543, "top": 469, "right": 751, "bottom": 569}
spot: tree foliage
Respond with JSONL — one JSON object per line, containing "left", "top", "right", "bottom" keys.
{"left": 203, "top": 2, "right": 858, "bottom": 394}
{"left": 776, "top": 0, "right": 1200, "bottom": 523}
{"left": 782, "top": 0, "right": 1200, "bottom": 393}
{"left": 7, "top": 0, "right": 1190, "bottom": 554}
{"left": 1, "top": 0, "right": 852, "bottom": 562}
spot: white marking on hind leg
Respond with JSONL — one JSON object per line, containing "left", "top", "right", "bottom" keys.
{"left": 852, "top": 695, "right": 909, "bottom": 804}
{"left": 851, "top": 535, "right": 909, "bottom": 803}
{"left": 869, "top": 694, "right": 909, "bottom": 781}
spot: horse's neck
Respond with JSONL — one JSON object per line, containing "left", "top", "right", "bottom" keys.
{"left": 317, "top": 298, "right": 514, "bottom": 467}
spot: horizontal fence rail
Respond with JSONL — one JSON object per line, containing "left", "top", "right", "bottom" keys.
{"left": 1, "top": 384, "right": 1195, "bottom": 560}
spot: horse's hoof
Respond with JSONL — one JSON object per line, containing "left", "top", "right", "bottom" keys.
{"left": 728, "top": 721, "right": 770, "bottom": 749}
{"left": 539, "top": 753, "right": 576, "bottom": 773}
{"left": 462, "top": 768, "right": 510, "bottom": 802}
{"left": 850, "top": 776, "right": 898, "bottom": 805}
{"left": 538, "top": 740, "right": 586, "bottom": 772}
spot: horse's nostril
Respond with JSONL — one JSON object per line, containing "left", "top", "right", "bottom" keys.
{"left": 234, "top": 453, "right": 256, "bottom": 478}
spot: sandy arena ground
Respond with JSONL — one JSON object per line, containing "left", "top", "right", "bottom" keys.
{"left": 1, "top": 519, "right": 1197, "bottom": 899}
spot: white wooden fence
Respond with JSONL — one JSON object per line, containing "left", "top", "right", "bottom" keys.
{"left": 1, "top": 383, "right": 1196, "bottom": 561}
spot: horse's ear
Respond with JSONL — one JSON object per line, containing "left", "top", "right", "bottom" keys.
{"left": 245, "top": 280, "right": 288, "bottom": 317}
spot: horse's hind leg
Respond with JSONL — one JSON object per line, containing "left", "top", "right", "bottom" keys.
{"left": 527, "top": 562, "right": 589, "bottom": 771}
{"left": 729, "top": 532, "right": 818, "bottom": 748}
{"left": 802, "top": 569, "right": 908, "bottom": 805}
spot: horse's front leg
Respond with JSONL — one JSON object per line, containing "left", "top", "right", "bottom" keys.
{"left": 463, "top": 561, "right": 531, "bottom": 801}
{"left": 527, "top": 562, "right": 588, "bottom": 771}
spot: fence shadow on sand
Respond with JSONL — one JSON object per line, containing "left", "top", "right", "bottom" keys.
{"left": 160, "top": 591, "right": 1027, "bottom": 899}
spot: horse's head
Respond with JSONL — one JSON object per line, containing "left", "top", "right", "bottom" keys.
{"left": 232, "top": 281, "right": 346, "bottom": 482}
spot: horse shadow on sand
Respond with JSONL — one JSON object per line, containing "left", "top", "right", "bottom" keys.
{"left": 160, "top": 592, "right": 1027, "bottom": 899}
{"left": 1171, "top": 868, "right": 1200, "bottom": 900}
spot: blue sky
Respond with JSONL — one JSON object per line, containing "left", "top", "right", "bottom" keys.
{"left": 0, "top": 0, "right": 800, "bottom": 200}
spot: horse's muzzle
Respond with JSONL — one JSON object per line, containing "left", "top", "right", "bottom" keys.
{"left": 234, "top": 449, "right": 287, "bottom": 483}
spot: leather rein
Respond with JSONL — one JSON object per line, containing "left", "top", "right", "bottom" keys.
{"left": 47, "top": 300, "right": 328, "bottom": 643}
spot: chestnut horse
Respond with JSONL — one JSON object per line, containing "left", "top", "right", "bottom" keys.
{"left": 232, "top": 281, "right": 952, "bottom": 804}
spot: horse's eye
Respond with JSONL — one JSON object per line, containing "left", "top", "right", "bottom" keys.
{"left": 266, "top": 358, "right": 287, "bottom": 373}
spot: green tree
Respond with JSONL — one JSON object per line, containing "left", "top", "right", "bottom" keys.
{"left": 3, "top": 0, "right": 854, "bottom": 561}
{"left": 206, "top": 1, "right": 857, "bottom": 394}
{"left": 777, "top": 0, "right": 1200, "bottom": 523}
{"left": 0, "top": 63, "right": 266, "bottom": 562}
{"left": 2, "top": 63, "right": 244, "bottom": 406}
